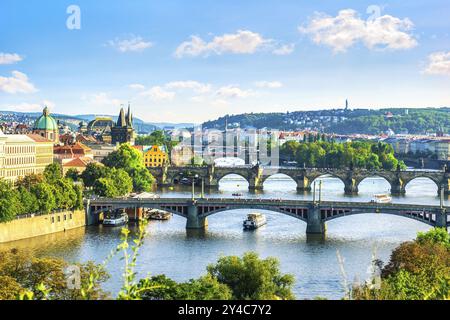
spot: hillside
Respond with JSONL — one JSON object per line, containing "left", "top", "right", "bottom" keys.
{"left": 202, "top": 108, "right": 450, "bottom": 135}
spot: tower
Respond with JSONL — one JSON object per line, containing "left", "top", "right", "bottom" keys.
{"left": 33, "top": 106, "right": 59, "bottom": 144}
{"left": 111, "top": 104, "right": 135, "bottom": 145}
{"left": 345, "top": 99, "right": 349, "bottom": 111}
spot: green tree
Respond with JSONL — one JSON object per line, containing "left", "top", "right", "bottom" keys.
{"left": 43, "top": 163, "right": 63, "bottom": 184}
{"left": 207, "top": 252, "right": 295, "bottom": 300}
{"left": 31, "top": 182, "right": 56, "bottom": 214}
{"left": 0, "top": 180, "right": 21, "bottom": 222}
{"left": 80, "top": 163, "right": 106, "bottom": 188}
{"left": 102, "top": 144, "right": 155, "bottom": 192}
{"left": 65, "top": 168, "right": 80, "bottom": 181}
{"left": 417, "top": 228, "right": 450, "bottom": 249}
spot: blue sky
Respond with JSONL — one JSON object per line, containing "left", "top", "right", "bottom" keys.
{"left": 1, "top": 0, "right": 450, "bottom": 123}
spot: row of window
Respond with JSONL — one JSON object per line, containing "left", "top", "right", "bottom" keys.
{"left": 3, "top": 156, "right": 35, "bottom": 166}
{"left": 51, "top": 213, "right": 73, "bottom": 224}
{"left": 2, "top": 168, "right": 35, "bottom": 178}
{"left": 4, "top": 145, "right": 35, "bottom": 154}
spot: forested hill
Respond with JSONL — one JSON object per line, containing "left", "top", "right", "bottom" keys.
{"left": 202, "top": 108, "right": 450, "bottom": 135}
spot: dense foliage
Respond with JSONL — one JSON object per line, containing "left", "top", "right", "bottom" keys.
{"left": 280, "top": 140, "right": 405, "bottom": 170}
{"left": 352, "top": 228, "right": 450, "bottom": 300}
{"left": 203, "top": 108, "right": 450, "bottom": 135}
{"left": 101, "top": 144, "right": 155, "bottom": 193}
{"left": 0, "top": 249, "right": 108, "bottom": 300}
{"left": 0, "top": 163, "right": 84, "bottom": 222}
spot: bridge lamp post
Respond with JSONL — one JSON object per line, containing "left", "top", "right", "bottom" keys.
{"left": 192, "top": 174, "right": 199, "bottom": 201}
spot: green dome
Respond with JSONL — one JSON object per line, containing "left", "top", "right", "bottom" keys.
{"left": 34, "top": 107, "right": 58, "bottom": 131}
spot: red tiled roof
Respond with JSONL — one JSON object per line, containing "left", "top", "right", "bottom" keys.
{"left": 26, "top": 134, "right": 52, "bottom": 143}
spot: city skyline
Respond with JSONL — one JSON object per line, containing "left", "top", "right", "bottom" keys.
{"left": 1, "top": 0, "right": 450, "bottom": 123}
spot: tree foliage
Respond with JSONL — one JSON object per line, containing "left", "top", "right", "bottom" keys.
{"left": 206, "top": 252, "right": 295, "bottom": 300}
{"left": 102, "top": 144, "right": 155, "bottom": 192}
{"left": 0, "top": 249, "right": 109, "bottom": 300}
{"left": 280, "top": 140, "right": 405, "bottom": 170}
{"left": 352, "top": 228, "right": 450, "bottom": 300}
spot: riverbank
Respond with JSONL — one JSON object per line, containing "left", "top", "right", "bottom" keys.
{"left": 0, "top": 210, "right": 86, "bottom": 243}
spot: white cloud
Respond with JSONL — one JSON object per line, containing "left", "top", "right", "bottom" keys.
{"left": 0, "top": 53, "right": 23, "bottom": 65}
{"left": 216, "top": 85, "right": 255, "bottom": 99}
{"left": 0, "top": 71, "right": 37, "bottom": 94}
{"left": 299, "top": 9, "right": 417, "bottom": 53}
{"left": 423, "top": 51, "right": 450, "bottom": 76}
{"left": 254, "top": 81, "right": 283, "bottom": 89}
{"left": 128, "top": 83, "right": 146, "bottom": 91}
{"left": 2, "top": 100, "right": 55, "bottom": 112}
{"left": 141, "top": 86, "right": 175, "bottom": 101}
{"left": 175, "top": 30, "right": 272, "bottom": 57}
{"left": 83, "top": 92, "right": 121, "bottom": 107}
{"left": 272, "top": 44, "right": 295, "bottom": 55}
{"left": 165, "top": 81, "right": 212, "bottom": 94}
{"left": 107, "top": 36, "right": 153, "bottom": 53}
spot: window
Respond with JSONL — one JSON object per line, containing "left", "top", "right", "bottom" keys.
{"left": 57, "top": 216, "right": 61, "bottom": 222}
{"left": 51, "top": 217, "right": 55, "bottom": 223}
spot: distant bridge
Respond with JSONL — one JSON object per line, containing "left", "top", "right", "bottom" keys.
{"left": 148, "top": 165, "right": 450, "bottom": 195}
{"left": 87, "top": 197, "right": 449, "bottom": 235}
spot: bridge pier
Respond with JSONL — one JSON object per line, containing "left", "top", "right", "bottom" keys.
{"left": 186, "top": 204, "right": 208, "bottom": 229}
{"left": 390, "top": 179, "right": 406, "bottom": 195}
{"left": 306, "top": 205, "right": 326, "bottom": 236}
{"left": 344, "top": 182, "right": 358, "bottom": 195}
{"left": 296, "top": 176, "right": 311, "bottom": 192}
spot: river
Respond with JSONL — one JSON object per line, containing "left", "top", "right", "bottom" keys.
{"left": 1, "top": 175, "right": 445, "bottom": 300}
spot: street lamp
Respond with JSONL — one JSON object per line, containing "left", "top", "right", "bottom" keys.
{"left": 192, "top": 174, "right": 199, "bottom": 201}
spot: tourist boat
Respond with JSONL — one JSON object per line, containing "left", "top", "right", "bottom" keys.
{"left": 102, "top": 210, "right": 129, "bottom": 227}
{"left": 243, "top": 213, "right": 267, "bottom": 230}
{"left": 147, "top": 209, "right": 172, "bottom": 221}
{"left": 371, "top": 194, "right": 392, "bottom": 204}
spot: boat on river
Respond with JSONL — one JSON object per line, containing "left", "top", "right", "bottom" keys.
{"left": 371, "top": 194, "right": 392, "bottom": 204}
{"left": 102, "top": 210, "right": 129, "bottom": 227}
{"left": 243, "top": 213, "right": 267, "bottom": 230}
{"left": 147, "top": 209, "right": 172, "bottom": 221}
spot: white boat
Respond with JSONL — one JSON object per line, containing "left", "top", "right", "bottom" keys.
{"left": 103, "top": 211, "right": 129, "bottom": 226}
{"left": 243, "top": 213, "right": 267, "bottom": 230}
{"left": 371, "top": 194, "right": 392, "bottom": 204}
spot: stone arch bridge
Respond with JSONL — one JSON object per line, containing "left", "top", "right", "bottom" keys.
{"left": 87, "top": 198, "right": 449, "bottom": 236}
{"left": 148, "top": 165, "right": 450, "bottom": 195}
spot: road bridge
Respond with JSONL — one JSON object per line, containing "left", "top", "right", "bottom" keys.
{"left": 87, "top": 197, "right": 449, "bottom": 236}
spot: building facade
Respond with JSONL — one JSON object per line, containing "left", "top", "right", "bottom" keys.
{"left": 0, "top": 134, "right": 36, "bottom": 183}
{"left": 143, "top": 145, "right": 168, "bottom": 167}
{"left": 26, "top": 134, "right": 54, "bottom": 175}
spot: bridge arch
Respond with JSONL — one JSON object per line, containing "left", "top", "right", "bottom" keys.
{"left": 404, "top": 176, "right": 440, "bottom": 194}
{"left": 198, "top": 207, "right": 308, "bottom": 223}
{"left": 216, "top": 173, "right": 250, "bottom": 185}
{"left": 89, "top": 204, "right": 188, "bottom": 219}
{"left": 322, "top": 210, "right": 436, "bottom": 227}
{"left": 357, "top": 175, "right": 392, "bottom": 194}
{"left": 262, "top": 173, "right": 297, "bottom": 190}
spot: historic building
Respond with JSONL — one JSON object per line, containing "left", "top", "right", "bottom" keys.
{"left": 53, "top": 142, "right": 94, "bottom": 163}
{"left": 143, "top": 145, "right": 168, "bottom": 168}
{"left": 0, "top": 133, "right": 36, "bottom": 183}
{"left": 111, "top": 105, "right": 135, "bottom": 145}
{"left": 26, "top": 134, "right": 54, "bottom": 175}
{"left": 33, "top": 106, "right": 59, "bottom": 144}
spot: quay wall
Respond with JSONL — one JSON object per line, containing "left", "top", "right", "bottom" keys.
{"left": 0, "top": 210, "right": 86, "bottom": 243}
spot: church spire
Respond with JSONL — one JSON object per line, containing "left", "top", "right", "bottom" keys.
{"left": 117, "top": 105, "right": 126, "bottom": 127}
{"left": 126, "top": 102, "right": 133, "bottom": 128}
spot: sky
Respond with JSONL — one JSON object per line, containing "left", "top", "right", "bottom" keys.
{"left": 1, "top": 0, "right": 450, "bottom": 123}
